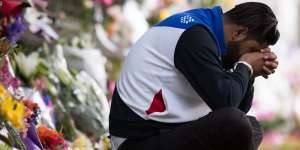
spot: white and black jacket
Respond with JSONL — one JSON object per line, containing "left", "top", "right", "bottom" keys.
{"left": 109, "top": 6, "right": 254, "bottom": 143}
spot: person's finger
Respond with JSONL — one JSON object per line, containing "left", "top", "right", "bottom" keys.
{"left": 263, "top": 66, "right": 274, "bottom": 75}
{"left": 262, "top": 74, "right": 269, "bottom": 79}
{"left": 263, "top": 66, "right": 275, "bottom": 75}
{"left": 264, "top": 52, "right": 277, "bottom": 60}
{"left": 264, "top": 53, "right": 277, "bottom": 60}
{"left": 260, "top": 48, "right": 271, "bottom": 53}
{"left": 264, "top": 61, "right": 278, "bottom": 69}
{"left": 262, "top": 68, "right": 275, "bottom": 79}
{"left": 273, "top": 60, "right": 279, "bottom": 65}
{"left": 272, "top": 62, "right": 278, "bottom": 69}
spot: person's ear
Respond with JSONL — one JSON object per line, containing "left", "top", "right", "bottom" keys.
{"left": 231, "top": 25, "right": 248, "bottom": 42}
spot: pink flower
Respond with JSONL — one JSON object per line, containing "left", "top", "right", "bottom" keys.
{"left": 0, "top": 56, "right": 21, "bottom": 90}
{"left": 256, "top": 111, "right": 275, "bottom": 121}
{"left": 34, "top": 77, "right": 47, "bottom": 91}
{"left": 33, "top": 0, "right": 49, "bottom": 10}
{"left": 262, "top": 130, "right": 284, "bottom": 146}
{"left": 94, "top": 0, "right": 113, "bottom": 6}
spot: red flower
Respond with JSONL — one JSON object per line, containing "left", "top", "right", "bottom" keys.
{"left": 0, "top": 0, "right": 30, "bottom": 17}
{"left": 22, "top": 100, "right": 39, "bottom": 111}
{"left": 37, "top": 126, "right": 67, "bottom": 150}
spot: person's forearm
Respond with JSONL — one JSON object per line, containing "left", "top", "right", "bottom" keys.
{"left": 174, "top": 25, "right": 253, "bottom": 111}
{"left": 208, "top": 63, "right": 252, "bottom": 110}
{"left": 238, "top": 79, "right": 255, "bottom": 113}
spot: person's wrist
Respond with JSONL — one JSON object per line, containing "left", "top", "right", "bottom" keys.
{"left": 234, "top": 61, "right": 253, "bottom": 77}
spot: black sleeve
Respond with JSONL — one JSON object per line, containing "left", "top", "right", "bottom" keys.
{"left": 238, "top": 79, "right": 254, "bottom": 113}
{"left": 174, "top": 25, "right": 252, "bottom": 111}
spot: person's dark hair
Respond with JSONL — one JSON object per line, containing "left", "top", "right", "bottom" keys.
{"left": 224, "top": 2, "right": 280, "bottom": 45}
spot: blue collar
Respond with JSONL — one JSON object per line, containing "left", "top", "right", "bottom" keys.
{"left": 207, "top": 6, "right": 227, "bottom": 54}
{"left": 156, "top": 6, "right": 227, "bottom": 54}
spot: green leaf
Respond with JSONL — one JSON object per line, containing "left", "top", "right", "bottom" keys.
{"left": 0, "top": 143, "right": 12, "bottom": 150}
{"left": 5, "top": 122, "right": 27, "bottom": 150}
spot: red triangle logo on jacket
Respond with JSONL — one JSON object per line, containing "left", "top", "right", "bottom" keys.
{"left": 146, "top": 89, "right": 166, "bottom": 115}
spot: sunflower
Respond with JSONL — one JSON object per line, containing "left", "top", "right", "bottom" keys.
{"left": 0, "top": 97, "right": 25, "bottom": 129}
{"left": 0, "top": 84, "right": 25, "bottom": 129}
{"left": 0, "top": 84, "right": 10, "bottom": 100}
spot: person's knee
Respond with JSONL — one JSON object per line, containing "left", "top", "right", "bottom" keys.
{"left": 189, "top": 108, "right": 253, "bottom": 149}
{"left": 220, "top": 108, "right": 252, "bottom": 142}
{"left": 194, "top": 107, "right": 253, "bottom": 139}
{"left": 248, "top": 116, "right": 263, "bottom": 149}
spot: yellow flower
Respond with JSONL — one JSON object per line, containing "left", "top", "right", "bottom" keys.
{"left": 72, "top": 134, "right": 93, "bottom": 150}
{"left": 0, "top": 97, "right": 25, "bottom": 129}
{"left": 159, "top": 9, "right": 171, "bottom": 20}
{"left": 0, "top": 84, "right": 10, "bottom": 101}
{"left": 0, "top": 84, "right": 25, "bottom": 129}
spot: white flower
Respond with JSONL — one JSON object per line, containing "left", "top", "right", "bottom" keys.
{"left": 15, "top": 52, "right": 39, "bottom": 78}
{"left": 24, "top": 8, "right": 59, "bottom": 41}
{"left": 50, "top": 45, "right": 74, "bottom": 85}
{"left": 75, "top": 71, "right": 110, "bottom": 130}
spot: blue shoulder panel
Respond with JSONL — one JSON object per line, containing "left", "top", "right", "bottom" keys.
{"left": 155, "top": 6, "right": 227, "bottom": 54}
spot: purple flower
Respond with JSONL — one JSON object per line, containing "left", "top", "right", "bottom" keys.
{"left": 22, "top": 121, "right": 43, "bottom": 150}
{"left": 7, "top": 15, "right": 27, "bottom": 44}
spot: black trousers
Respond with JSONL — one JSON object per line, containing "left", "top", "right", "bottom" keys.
{"left": 118, "top": 108, "right": 263, "bottom": 150}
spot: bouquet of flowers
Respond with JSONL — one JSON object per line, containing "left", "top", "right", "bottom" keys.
{"left": 13, "top": 44, "right": 110, "bottom": 147}
{"left": 47, "top": 45, "right": 109, "bottom": 141}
